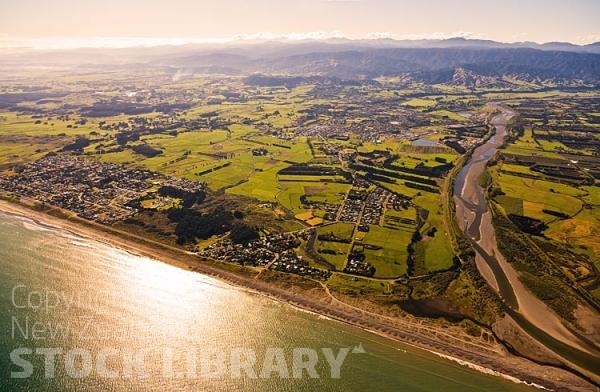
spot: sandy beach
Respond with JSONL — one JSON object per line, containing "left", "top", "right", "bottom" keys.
{"left": 0, "top": 198, "right": 596, "bottom": 391}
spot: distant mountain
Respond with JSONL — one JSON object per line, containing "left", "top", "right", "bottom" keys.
{"left": 450, "top": 67, "right": 514, "bottom": 89}
{"left": 159, "top": 47, "right": 600, "bottom": 84}
{"left": 2, "top": 38, "right": 600, "bottom": 85}
{"left": 288, "top": 37, "right": 600, "bottom": 54}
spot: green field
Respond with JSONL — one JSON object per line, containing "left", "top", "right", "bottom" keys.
{"left": 414, "top": 193, "right": 454, "bottom": 272}
{"left": 327, "top": 273, "right": 391, "bottom": 295}
{"left": 362, "top": 225, "right": 412, "bottom": 277}
{"left": 429, "top": 110, "right": 468, "bottom": 122}
{"left": 314, "top": 223, "right": 356, "bottom": 270}
{"left": 496, "top": 173, "right": 584, "bottom": 220}
{"left": 277, "top": 181, "right": 350, "bottom": 213}
{"left": 403, "top": 98, "right": 437, "bottom": 108}
{"left": 546, "top": 208, "right": 600, "bottom": 261}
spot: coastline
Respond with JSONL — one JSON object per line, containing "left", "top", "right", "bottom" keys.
{"left": 0, "top": 199, "right": 596, "bottom": 391}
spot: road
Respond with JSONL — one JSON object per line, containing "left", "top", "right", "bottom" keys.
{"left": 452, "top": 107, "right": 600, "bottom": 381}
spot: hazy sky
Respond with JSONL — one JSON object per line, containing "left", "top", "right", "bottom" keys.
{"left": 1, "top": 0, "right": 599, "bottom": 48}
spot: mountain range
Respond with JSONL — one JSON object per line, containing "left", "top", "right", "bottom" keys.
{"left": 2, "top": 37, "right": 600, "bottom": 85}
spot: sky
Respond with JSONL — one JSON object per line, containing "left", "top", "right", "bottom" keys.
{"left": 1, "top": 0, "right": 599, "bottom": 49}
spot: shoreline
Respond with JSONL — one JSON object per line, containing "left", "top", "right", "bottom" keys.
{"left": 0, "top": 199, "right": 596, "bottom": 391}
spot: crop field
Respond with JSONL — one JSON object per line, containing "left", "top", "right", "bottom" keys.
{"left": 318, "top": 222, "right": 355, "bottom": 241}
{"left": 499, "top": 163, "right": 541, "bottom": 177}
{"left": 582, "top": 185, "right": 600, "bottom": 205}
{"left": 0, "top": 112, "right": 95, "bottom": 137}
{"left": 312, "top": 223, "right": 356, "bottom": 270}
{"left": 546, "top": 208, "right": 600, "bottom": 264}
{"left": 327, "top": 273, "right": 391, "bottom": 296}
{"left": 362, "top": 225, "right": 412, "bottom": 277}
{"left": 382, "top": 207, "right": 417, "bottom": 229}
{"left": 495, "top": 173, "right": 585, "bottom": 219}
{"left": 0, "top": 138, "right": 67, "bottom": 167}
{"left": 393, "top": 152, "right": 457, "bottom": 168}
{"left": 277, "top": 180, "right": 350, "bottom": 213}
{"left": 429, "top": 110, "right": 468, "bottom": 122}
{"left": 414, "top": 193, "right": 455, "bottom": 272}
{"left": 500, "top": 128, "right": 571, "bottom": 159}
{"left": 403, "top": 98, "right": 437, "bottom": 108}
{"left": 226, "top": 161, "right": 287, "bottom": 201}
{"left": 316, "top": 241, "right": 351, "bottom": 270}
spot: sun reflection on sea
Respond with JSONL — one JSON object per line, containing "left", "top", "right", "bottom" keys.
{"left": 93, "top": 246, "right": 229, "bottom": 344}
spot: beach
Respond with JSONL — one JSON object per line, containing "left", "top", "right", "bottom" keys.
{"left": 0, "top": 198, "right": 596, "bottom": 391}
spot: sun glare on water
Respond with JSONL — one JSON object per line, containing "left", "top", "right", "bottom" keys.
{"left": 97, "top": 246, "right": 227, "bottom": 336}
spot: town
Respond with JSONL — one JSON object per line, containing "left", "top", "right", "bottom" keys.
{"left": 0, "top": 154, "right": 206, "bottom": 224}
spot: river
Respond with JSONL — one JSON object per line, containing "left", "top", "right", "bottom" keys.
{"left": 453, "top": 108, "right": 600, "bottom": 382}
{"left": 0, "top": 212, "right": 539, "bottom": 391}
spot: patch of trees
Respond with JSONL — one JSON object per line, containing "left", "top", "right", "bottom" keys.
{"left": 200, "top": 111, "right": 218, "bottom": 118}
{"left": 531, "top": 165, "right": 589, "bottom": 183}
{"left": 452, "top": 125, "right": 488, "bottom": 139}
{"left": 195, "top": 162, "right": 232, "bottom": 177}
{"left": 317, "top": 233, "right": 351, "bottom": 243}
{"left": 397, "top": 297, "right": 464, "bottom": 323}
{"left": 520, "top": 273, "right": 578, "bottom": 322}
{"left": 508, "top": 214, "right": 548, "bottom": 235}
{"left": 364, "top": 173, "right": 395, "bottom": 184}
{"left": 542, "top": 209, "right": 569, "bottom": 219}
{"left": 489, "top": 187, "right": 505, "bottom": 197}
{"left": 347, "top": 189, "right": 368, "bottom": 200}
{"left": 229, "top": 222, "right": 260, "bottom": 244}
{"left": 299, "top": 195, "right": 309, "bottom": 205}
{"left": 62, "top": 137, "right": 90, "bottom": 152}
{"left": 426, "top": 227, "right": 438, "bottom": 237}
{"left": 80, "top": 102, "right": 192, "bottom": 117}
{"left": 382, "top": 157, "right": 453, "bottom": 178}
{"left": 404, "top": 182, "right": 439, "bottom": 194}
{"left": 319, "top": 178, "right": 351, "bottom": 184}
{"left": 132, "top": 144, "right": 162, "bottom": 158}
{"left": 351, "top": 163, "right": 438, "bottom": 186}
{"left": 252, "top": 147, "right": 268, "bottom": 156}
{"left": 159, "top": 185, "right": 206, "bottom": 208}
{"left": 406, "top": 230, "right": 423, "bottom": 276}
{"left": 278, "top": 164, "right": 340, "bottom": 176}
{"left": 167, "top": 206, "right": 238, "bottom": 244}
{"left": 442, "top": 140, "right": 466, "bottom": 154}
{"left": 116, "top": 132, "right": 140, "bottom": 145}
